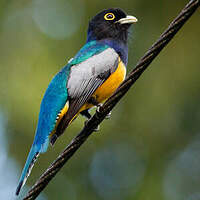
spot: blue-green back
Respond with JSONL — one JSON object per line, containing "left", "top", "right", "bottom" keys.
{"left": 69, "top": 40, "right": 108, "bottom": 66}
{"left": 33, "top": 40, "right": 109, "bottom": 151}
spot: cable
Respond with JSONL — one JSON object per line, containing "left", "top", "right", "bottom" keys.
{"left": 23, "top": 1, "right": 200, "bottom": 199}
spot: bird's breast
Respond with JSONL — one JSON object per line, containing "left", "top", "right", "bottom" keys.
{"left": 94, "top": 58, "right": 126, "bottom": 102}
{"left": 80, "top": 58, "right": 126, "bottom": 111}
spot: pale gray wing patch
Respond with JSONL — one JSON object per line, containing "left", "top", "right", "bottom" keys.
{"left": 67, "top": 48, "right": 119, "bottom": 98}
{"left": 50, "top": 48, "right": 119, "bottom": 144}
{"left": 51, "top": 76, "right": 105, "bottom": 145}
{"left": 67, "top": 77, "right": 104, "bottom": 117}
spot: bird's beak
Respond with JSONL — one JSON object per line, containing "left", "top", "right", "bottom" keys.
{"left": 116, "top": 15, "right": 138, "bottom": 24}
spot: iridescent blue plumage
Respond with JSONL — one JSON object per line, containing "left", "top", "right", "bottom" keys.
{"left": 34, "top": 40, "right": 108, "bottom": 150}
{"left": 33, "top": 66, "right": 70, "bottom": 151}
{"left": 16, "top": 8, "right": 136, "bottom": 196}
{"left": 70, "top": 40, "right": 108, "bottom": 65}
{"left": 16, "top": 40, "right": 109, "bottom": 195}
{"left": 16, "top": 66, "right": 70, "bottom": 195}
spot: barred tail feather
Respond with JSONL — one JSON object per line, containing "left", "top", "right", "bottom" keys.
{"left": 16, "top": 145, "right": 40, "bottom": 195}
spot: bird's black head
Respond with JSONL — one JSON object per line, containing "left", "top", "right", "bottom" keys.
{"left": 87, "top": 8, "right": 137, "bottom": 44}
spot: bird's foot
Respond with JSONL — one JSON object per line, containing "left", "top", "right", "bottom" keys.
{"left": 84, "top": 119, "right": 100, "bottom": 132}
{"left": 96, "top": 103, "right": 103, "bottom": 113}
{"left": 80, "top": 109, "right": 92, "bottom": 119}
{"left": 105, "top": 111, "right": 112, "bottom": 119}
{"left": 93, "top": 125, "right": 100, "bottom": 132}
{"left": 96, "top": 104, "right": 111, "bottom": 119}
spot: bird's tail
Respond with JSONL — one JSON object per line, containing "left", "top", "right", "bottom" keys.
{"left": 16, "top": 145, "right": 40, "bottom": 195}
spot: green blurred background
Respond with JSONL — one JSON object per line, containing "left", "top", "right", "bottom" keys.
{"left": 0, "top": 0, "right": 200, "bottom": 199}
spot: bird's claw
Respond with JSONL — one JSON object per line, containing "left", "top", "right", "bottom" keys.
{"left": 93, "top": 125, "right": 100, "bottom": 132}
{"left": 105, "top": 111, "right": 112, "bottom": 119}
{"left": 96, "top": 103, "right": 103, "bottom": 113}
{"left": 95, "top": 103, "right": 103, "bottom": 119}
{"left": 84, "top": 119, "right": 100, "bottom": 132}
{"left": 96, "top": 104, "right": 111, "bottom": 119}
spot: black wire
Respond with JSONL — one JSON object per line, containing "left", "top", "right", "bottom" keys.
{"left": 24, "top": 0, "right": 200, "bottom": 199}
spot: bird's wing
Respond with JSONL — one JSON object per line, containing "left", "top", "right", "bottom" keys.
{"left": 67, "top": 47, "right": 119, "bottom": 105}
{"left": 52, "top": 47, "right": 119, "bottom": 141}
{"left": 29, "top": 41, "right": 109, "bottom": 147}
{"left": 16, "top": 39, "right": 119, "bottom": 195}
{"left": 34, "top": 41, "right": 108, "bottom": 149}
{"left": 33, "top": 67, "right": 70, "bottom": 151}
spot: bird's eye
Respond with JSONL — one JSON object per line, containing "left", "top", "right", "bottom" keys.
{"left": 104, "top": 13, "right": 115, "bottom": 21}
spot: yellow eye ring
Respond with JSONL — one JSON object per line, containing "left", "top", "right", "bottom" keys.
{"left": 104, "top": 13, "right": 115, "bottom": 21}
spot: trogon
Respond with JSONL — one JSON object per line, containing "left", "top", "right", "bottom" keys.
{"left": 16, "top": 8, "right": 137, "bottom": 195}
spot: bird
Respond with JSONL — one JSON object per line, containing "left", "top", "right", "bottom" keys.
{"left": 16, "top": 8, "right": 137, "bottom": 195}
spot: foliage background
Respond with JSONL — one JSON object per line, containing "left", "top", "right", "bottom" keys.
{"left": 0, "top": 0, "right": 200, "bottom": 199}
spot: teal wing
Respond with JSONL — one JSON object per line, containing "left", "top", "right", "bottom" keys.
{"left": 51, "top": 47, "right": 119, "bottom": 144}
{"left": 35, "top": 41, "right": 109, "bottom": 149}
{"left": 16, "top": 40, "right": 112, "bottom": 195}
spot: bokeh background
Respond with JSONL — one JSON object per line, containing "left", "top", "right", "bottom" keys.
{"left": 0, "top": 0, "right": 200, "bottom": 199}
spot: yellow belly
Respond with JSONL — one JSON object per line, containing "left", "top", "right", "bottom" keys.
{"left": 52, "top": 58, "right": 126, "bottom": 135}
{"left": 79, "top": 58, "right": 126, "bottom": 112}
